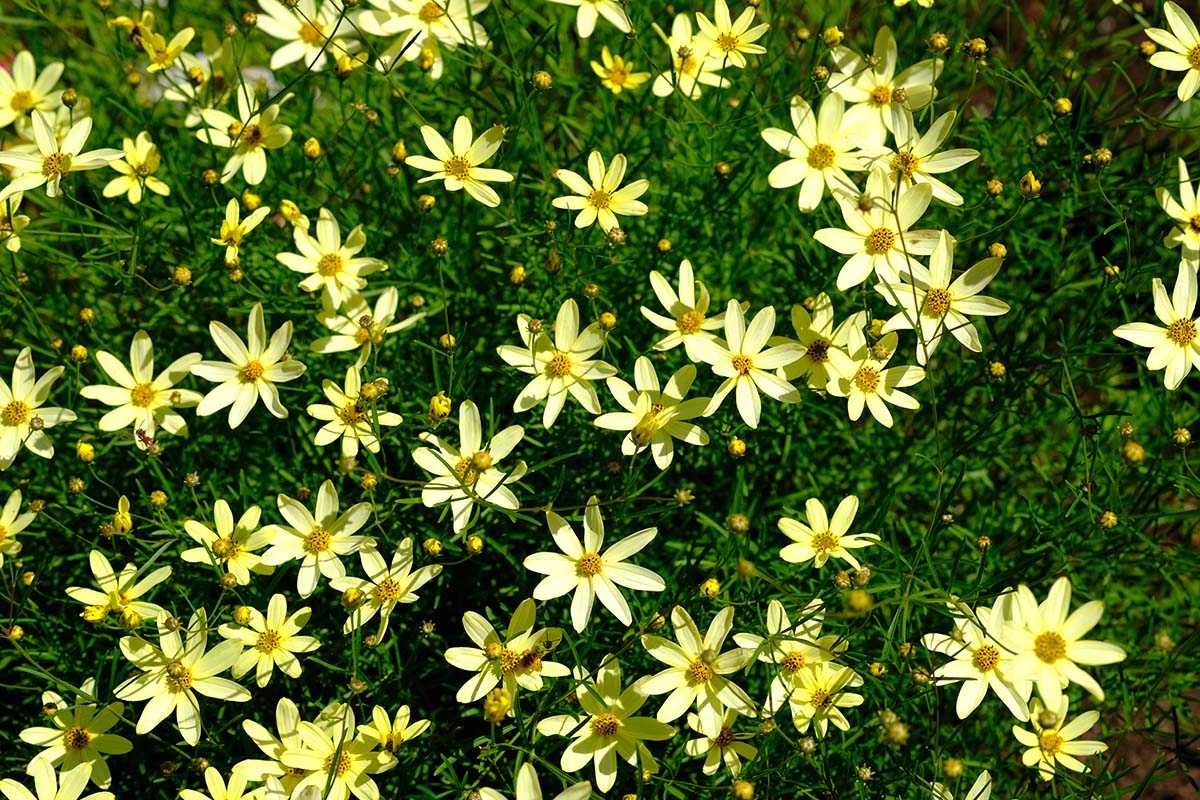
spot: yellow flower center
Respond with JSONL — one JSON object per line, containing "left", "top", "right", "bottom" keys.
{"left": 497, "top": 647, "right": 544, "bottom": 675}
{"left": 64, "top": 726, "right": 92, "bottom": 751}
{"left": 592, "top": 712, "right": 620, "bottom": 737}
{"left": 1168, "top": 318, "right": 1197, "bottom": 345}
{"left": 318, "top": 253, "right": 344, "bottom": 276}
{"left": 418, "top": 1, "right": 445, "bottom": 22}
{"left": 853, "top": 366, "right": 881, "bottom": 393}
{"left": 1034, "top": 631, "right": 1067, "bottom": 663}
{"left": 871, "top": 85, "right": 892, "bottom": 105}
{"left": 806, "top": 338, "right": 830, "bottom": 364}
{"left": 606, "top": 65, "right": 630, "bottom": 85}
{"left": 810, "top": 688, "right": 833, "bottom": 709}
{"left": 1189, "top": 45, "right": 1200, "bottom": 70}
{"left": 576, "top": 552, "right": 603, "bottom": 576}
{"left": 375, "top": 577, "right": 403, "bottom": 603}
{"left": 716, "top": 32, "right": 741, "bottom": 54}
{"left": 924, "top": 287, "right": 952, "bottom": 318}
{"left": 323, "top": 750, "right": 352, "bottom": 778}
{"left": 444, "top": 155, "right": 471, "bottom": 180}
{"left": 972, "top": 644, "right": 1000, "bottom": 672}
{"left": 256, "top": 629, "right": 282, "bottom": 653}
{"left": 165, "top": 661, "right": 193, "bottom": 692}
{"left": 1189, "top": 213, "right": 1200, "bottom": 233}
{"left": 680, "top": 53, "right": 698, "bottom": 74}
{"left": 811, "top": 530, "right": 838, "bottom": 552}
{"left": 688, "top": 659, "right": 714, "bottom": 683}
{"left": 211, "top": 538, "right": 243, "bottom": 559}
{"left": 547, "top": 352, "right": 572, "bottom": 377}
{"left": 2, "top": 400, "right": 30, "bottom": 426}
{"left": 241, "top": 124, "right": 263, "bottom": 147}
{"left": 587, "top": 188, "right": 613, "bottom": 209}
{"left": 677, "top": 309, "right": 706, "bottom": 334}
{"left": 130, "top": 382, "right": 157, "bottom": 408}
{"left": 299, "top": 21, "right": 325, "bottom": 45}
{"left": 1039, "top": 731, "right": 1064, "bottom": 756}
{"left": 781, "top": 651, "right": 806, "bottom": 674}
{"left": 240, "top": 361, "right": 265, "bottom": 382}
{"left": 891, "top": 149, "right": 920, "bottom": 179}
{"left": 807, "top": 143, "right": 835, "bottom": 170}
{"left": 304, "top": 527, "right": 332, "bottom": 553}
{"left": 338, "top": 401, "right": 367, "bottom": 425}
{"left": 732, "top": 354, "right": 753, "bottom": 374}
{"left": 42, "top": 152, "right": 69, "bottom": 177}
{"left": 713, "top": 725, "right": 736, "bottom": 747}
{"left": 865, "top": 227, "right": 896, "bottom": 254}
{"left": 10, "top": 91, "right": 35, "bottom": 112}
{"left": 454, "top": 457, "right": 479, "bottom": 485}
{"left": 0, "top": 526, "right": 7, "bottom": 543}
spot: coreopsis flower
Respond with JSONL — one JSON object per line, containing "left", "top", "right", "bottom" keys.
{"left": 280, "top": 705, "right": 392, "bottom": 800}
{"left": 640, "top": 260, "right": 736, "bottom": 361}
{"left": 115, "top": 609, "right": 250, "bottom": 745}
{"left": 931, "top": 771, "right": 992, "bottom": 800}
{"left": 826, "top": 328, "right": 926, "bottom": 427}
{"left": 548, "top": 0, "right": 630, "bottom": 38}
{"left": 921, "top": 596, "right": 1032, "bottom": 721}
{"left": 685, "top": 709, "right": 757, "bottom": 776}
{"left": 1, "top": 191, "right": 31, "bottom": 252}
{"left": 211, "top": 198, "right": 272, "bottom": 266}
{"left": 311, "top": 288, "right": 426, "bottom": 368}
{"left": 1003, "top": 576, "right": 1127, "bottom": 711}
{"left": 1156, "top": 158, "right": 1200, "bottom": 261}
{"left": 813, "top": 167, "right": 940, "bottom": 289}
{"left": 235, "top": 698, "right": 310, "bottom": 790}
{"left": 876, "top": 230, "right": 1010, "bottom": 365}
{"left": 761, "top": 93, "right": 865, "bottom": 212}
{"left": 788, "top": 662, "right": 864, "bottom": 737}
{"left": 218, "top": 593, "right": 320, "bottom": 688}
{"left": 778, "top": 495, "right": 880, "bottom": 570}
{"left": 404, "top": 116, "right": 513, "bottom": 208}
{"left": 689, "top": 301, "right": 803, "bottom": 429}
{"left": 306, "top": 365, "right": 402, "bottom": 458}
{"left": 651, "top": 14, "right": 730, "bottom": 98}
{"left": 0, "top": 347, "right": 75, "bottom": 471}
{"left": 1114, "top": 261, "right": 1200, "bottom": 390}
{"left": 535, "top": 656, "right": 674, "bottom": 792}
{"left": 356, "top": 0, "right": 491, "bottom": 78}
{"left": 444, "top": 598, "right": 569, "bottom": 706}
{"left": 141, "top": 25, "right": 194, "bottom": 72}
{"left": 524, "top": 496, "right": 666, "bottom": 632}
{"left": 65, "top": 550, "right": 171, "bottom": 626}
{"left": 1011, "top": 697, "right": 1107, "bottom": 781}
{"left": 190, "top": 303, "right": 308, "bottom": 429}
{"left": 259, "top": 480, "right": 375, "bottom": 598}
{"left": 496, "top": 298, "right": 617, "bottom": 428}
{"left": 479, "top": 762, "right": 590, "bottom": 800}
{"left": 0, "top": 759, "right": 111, "bottom": 800}
{"left": 591, "top": 47, "right": 651, "bottom": 94}
{"left": 101, "top": 131, "right": 170, "bottom": 204}
{"left": 640, "top": 605, "right": 756, "bottom": 737}
{"left": 411, "top": 399, "right": 526, "bottom": 531}
{"left": 827, "top": 26, "right": 943, "bottom": 145}
{"left": 778, "top": 294, "right": 866, "bottom": 391}
{"left": 860, "top": 109, "right": 979, "bottom": 206}
{"left": 328, "top": 539, "right": 443, "bottom": 641}
{"left": 694, "top": 0, "right": 769, "bottom": 69}
{"left": 78, "top": 331, "right": 201, "bottom": 447}
{"left": 179, "top": 767, "right": 257, "bottom": 800}
{"left": 180, "top": 499, "right": 275, "bottom": 585}
{"left": 197, "top": 82, "right": 292, "bottom": 185}
{"left": 257, "top": 0, "right": 359, "bottom": 71}
{"left": 0, "top": 51, "right": 63, "bottom": 129}
{"left": 0, "top": 112, "right": 122, "bottom": 201}
{"left": 18, "top": 679, "right": 132, "bottom": 788}
{"left": 357, "top": 705, "right": 430, "bottom": 755}
{"left": 1145, "top": 2, "right": 1200, "bottom": 102}
{"left": 0, "top": 489, "right": 34, "bottom": 569}
{"left": 594, "top": 358, "right": 710, "bottom": 469}
{"left": 551, "top": 151, "right": 649, "bottom": 232}
{"left": 160, "top": 48, "right": 226, "bottom": 127}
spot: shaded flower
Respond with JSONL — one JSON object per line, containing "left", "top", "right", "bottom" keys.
{"left": 1012, "top": 697, "right": 1107, "bottom": 781}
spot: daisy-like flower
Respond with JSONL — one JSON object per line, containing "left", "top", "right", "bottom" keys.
{"left": 0, "top": 347, "right": 75, "bottom": 471}
{"left": 591, "top": 47, "right": 651, "bottom": 94}
{"left": 306, "top": 365, "right": 402, "bottom": 458}
{"left": 827, "top": 26, "right": 943, "bottom": 145}
{"left": 190, "top": 303, "right": 308, "bottom": 429}
{"left": 1003, "top": 576, "right": 1127, "bottom": 711}
{"left": 311, "top": 288, "right": 426, "bottom": 368}
{"left": 1146, "top": 2, "right": 1200, "bottom": 102}
{"left": 180, "top": 499, "right": 275, "bottom": 586}
{"left": 356, "top": 0, "right": 491, "bottom": 78}
{"left": 762, "top": 93, "right": 865, "bottom": 213}
{"left": 931, "top": 771, "right": 992, "bottom": 800}
{"left": 211, "top": 198, "right": 272, "bottom": 266}
{"left": 535, "top": 656, "right": 674, "bottom": 793}
{"left": 524, "top": 496, "right": 666, "bottom": 632}
{"left": 0, "top": 112, "right": 122, "bottom": 202}
{"left": 115, "top": 609, "right": 250, "bottom": 746}
{"left": 1113, "top": 260, "right": 1200, "bottom": 390}
{"left": 826, "top": 329, "right": 926, "bottom": 427}
{"left": 235, "top": 698, "right": 310, "bottom": 791}
{"left": 1, "top": 759, "right": 111, "bottom": 800}
{"left": 257, "top": 0, "right": 359, "bottom": 71}
{"left": 328, "top": 539, "right": 443, "bottom": 641}
{"left": 79, "top": 331, "right": 201, "bottom": 447}
{"left": 547, "top": 0, "right": 630, "bottom": 38}
{"left": 18, "top": 679, "right": 132, "bottom": 788}
{"left": 551, "top": 151, "right": 649, "bottom": 232}
{"left": 640, "top": 605, "right": 756, "bottom": 738}
{"left": 1156, "top": 158, "right": 1200, "bottom": 262}
{"left": 685, "top": 709, "right": 757, "bottom": 776}
{"left": 411, "top": 399, "right": 526, "bottom": 532}
{"left": 0, "top": 489, "right": 34, "bottom": 569}
{"left": 1012, "top": 697, "right": 1108, "bottom": 781}
{"left": 814, "top": 167, "right": 939, "bottom": 289}
{"left": 141, "top": 25, "right": 194, "bottom": 72}
{"left": 281, "top": 705, "right": 392, "bottom": 800}
{"left": 285, "top": 217, "right": 384, "bottom": 302}
{"left": 876, "top": 230, "right": 1010, "bottom": 365}
{"left": 404, "top": 116, "right": 512, "bottom": 208}
{"left": 788, "top": 662, "right": 865, "bottom": 737}
{"left": 479, "top": 762, "right": 590, "bottom": 800}
{"left": 639, "top": 259, "right": 734, "bottom": 361}
{"left": 689, "top": 301, "right": 803, "bottom": 429}
{"left": 65, "top": 550, "right": 171, "bottom": 627}
{"left": 594, "top": 358, "right": 710, "bottom": 469}
{"left": 218, "top": 593, "right": 320, "bottom": 688}
{"left": 197, "top": 82, "right": 292, "bottom": 185}
{"left": 1, "top": 191, "right": 31, "bottom": 252}
{"left": 357, "top": 705, "right": 431, "bottom": 756}
{"left": 860, "top": 109, "right": 979, "bottom": 206}
{"left": 101, "top": 131, "right": 170, "bottom": 204}
{"left": 695, "top": 0, "right": 769, "bottom": 69}
{"left": 651, "top": 14, "right": 730, "bottom": 98}
{"left": 0, "top": 51, "right": 63, "bottom": 129}
{"left": 179, "top": 767, "right": 257, "bottom": 800}
{"left": 778, "top": 294, "right": 866, "bottom": 391}
{"left": 259, "top": 480, "right": 375, "bottom": 599}
{"left": 496, "top": 298, "right": 617, "bottom": 428}
{"left": 921, "top": 596, "right": 1032, "bottom": 721}
{"left": 778, "top": 495, "right": 880, "bottom": 570}
{"left": 444, "top": 598, "right": 569, "bottom": 706}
